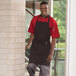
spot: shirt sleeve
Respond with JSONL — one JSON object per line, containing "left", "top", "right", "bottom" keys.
{"left": 51, "top": 20, "right": 60, "bottom": 38}
{"left": 28, "top": 18, "right": 34, "bottom": 34}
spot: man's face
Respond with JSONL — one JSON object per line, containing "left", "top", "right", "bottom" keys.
{"left": 40, "top": 4, "right": 49, "bottom": 16}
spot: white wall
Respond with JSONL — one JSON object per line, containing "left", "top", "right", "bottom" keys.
{"left": 66, "top": 0, "right": 76, "bottom": 76}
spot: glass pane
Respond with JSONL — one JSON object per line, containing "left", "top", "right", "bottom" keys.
{"left": 25, "top": 0, "right": 34, "bottom": 45}
{"left": 53, "top": 0, "right": 66, "bottom": 76}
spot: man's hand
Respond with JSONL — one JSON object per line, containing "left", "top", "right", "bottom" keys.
{"left": 47, "top": 53, "right": 53, "bottom": 62}
{"left": 25, "top": 45, "right": 29, "bottom": 49}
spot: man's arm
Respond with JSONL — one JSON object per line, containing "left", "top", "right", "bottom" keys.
{"left": 25, "top": 33, "right": 34, "bottom": 49}
{"left": 47, "top": 38, "right": 56, "bottom": 62}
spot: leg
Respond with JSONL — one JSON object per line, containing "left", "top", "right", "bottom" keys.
{"left": 27, "top": 63, "right": 37, "bottom": 76}
{"left": 39, "top": 64, "right": 50, "bottom": 76}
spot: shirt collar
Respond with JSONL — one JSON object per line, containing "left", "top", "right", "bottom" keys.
{"left": 40, "top": 14, "right": 49, "bottom": 18}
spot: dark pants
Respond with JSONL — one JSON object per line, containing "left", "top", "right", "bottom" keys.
{"left": 27, "top": 63, "right": 50, "bottom": 76}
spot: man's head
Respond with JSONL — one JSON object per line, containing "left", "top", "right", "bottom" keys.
{"left": 40, "top": 1, "right": 49, "bottom": 17}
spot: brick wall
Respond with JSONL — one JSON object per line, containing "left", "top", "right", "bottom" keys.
{"left": 0, "top": 0, "right": 26, "bottom": 76}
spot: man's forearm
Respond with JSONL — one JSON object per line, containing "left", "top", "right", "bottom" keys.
{"left": 50, "top": 38, "right": 56, "bottom": 55}
{"left": 27, "top": 33, "right": 34, "bottom": 47}
{"left": 47, "top": 38, "right": 56, "bottom": 62}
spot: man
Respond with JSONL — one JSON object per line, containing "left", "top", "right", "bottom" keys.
{"left": 26, "top": 1, "right": 60, "bottom": 76}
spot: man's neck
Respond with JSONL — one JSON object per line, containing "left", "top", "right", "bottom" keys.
{"left": 41, "top": 14, "right": 49, "bottom": 18}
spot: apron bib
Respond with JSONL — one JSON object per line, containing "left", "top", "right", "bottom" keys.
{"left": 29, "top": 15, "right": 51, "bottom": 65}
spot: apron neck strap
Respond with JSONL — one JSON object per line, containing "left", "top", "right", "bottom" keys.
{"left": 47, "top": 15, "right": 50, "bottom": 23}
{"left": 36, "top": 15, "right": 41, "bottom": 22}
